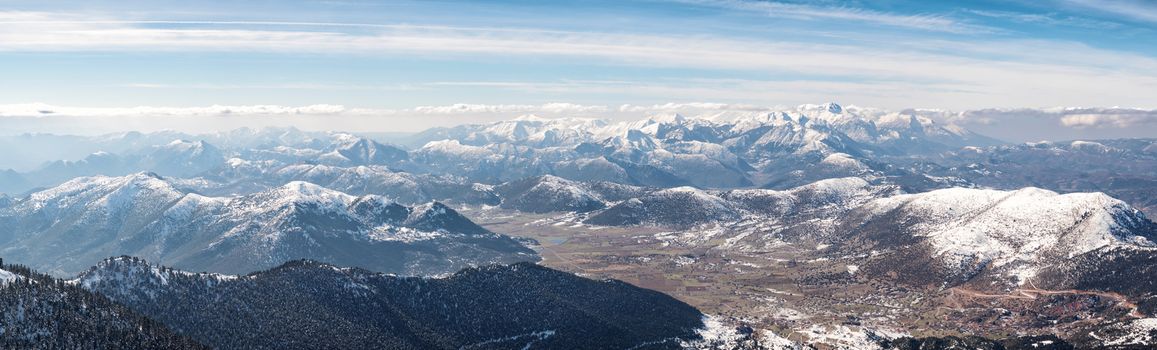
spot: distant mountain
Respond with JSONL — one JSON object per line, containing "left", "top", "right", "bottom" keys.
{"left": 410, "top": 139, "right": 558, "bottom": 183}
{"left": 585, "top": 177, "right": 892, "bottom": 229}
{"left": 400, "top": 104, "right": 1000, "bottom": 188}
{"left": 0, "top": 173, "right": 537, "bottom": 276}
{"left": 264, "top": 164, "right": 498, "bottom": 205}
{"left": 329, "top": 133, "right": 410, "bottom": 166}
{"left": 6, "top": 110, "right": 1151, "bottom": 221}
{"left": 138, "top": 140, "right": 226, "bottom": 177}
{"left": 0, "top": 262, "right": 204, "bottom": 349}
{"left": 575, "top": 176, "right": 1157, "bottom": 294}
{"left": 494, "top": 175, "right": 611, "bottom": 213}
{"left": 795, "top": 104, "right": 1002, "bottom": 154}
{"left": 585, "top": 186, "right": 743, "bottom": 228}
{"left": 0, "top": 169, "right": 29, "bottom": 195}
{"left": 909, "top": 138, "right": 1157, "bottom": 216}
{"left": 76, "top": 257, "right": 706, "bottom": 350}
{"left": 406, "top": 104, "right": 1000, "bottom": 154}
{"left": 5, "top": 139, "right": 227, "bottom": 194}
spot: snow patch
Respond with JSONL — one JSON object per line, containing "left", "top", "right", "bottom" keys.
{"left": 0, "top": 269, "right": 20, "bottom": 285}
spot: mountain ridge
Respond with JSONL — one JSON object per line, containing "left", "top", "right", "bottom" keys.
{"left": 0, "top": 172, "right": 537, "bottom": 276}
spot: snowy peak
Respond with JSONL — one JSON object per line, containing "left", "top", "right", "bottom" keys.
{"left": 0, "top": 267, "right": 21, "bottom": 285}
{"left": 162, "top": 139, "right": 214, "bottom": 153}
{"left": 73, "top": 256, "right": 235, "bottom": 296}
{"left": 647, "top": 112, "right": 687, "bottom": 124}
{"left": 3, "top": 176, "right": 533, "bottom": 276}
{"left": 24, "top": 172, "right": 185, "bottom": 211}
{"left": 495, "top": 175, "right": 607, "bottom": 213}
{"left": 328, "top": 133, "right": 408, "bottom": 165}
{"left": 720, "top": 177, "right": 890, "bottom": 219}
{"left": 417, "top": 139, "right": 492, "bottom": 158}
{"left": 141, "top": 139, "right": 227, "bottom": 177}
{"left": 861, "top": 186, "right": 1156, "bottom": 283}
{"left": 406, "top": 103, "right": 997, "bottom": 153}
{"left": 584, "top": 185, "right": 741, "bottom": 228}
{"left": 1070, "top": 140, "right": 1113, "bottom": 153}
{"left": 788, "top": 176, "right": 883, "bottom": 205}
{"left": 825, "top": 102, "right": 843, "bottom": 114}
{"left": 276, "top": 180, "right": 351, "bottom": 201}
{"left": 243, "top": 180, "right": 356, "bottom": 214}
{"left": 349, "top": 195, "right": 409, "bottom": 226}
{"left": 390, "top": 104, "right": 1006, "bottom": 190}
{"left": 611, "top": 129, "right": 660, "bottom": 151}
{"left": 403, "top": 201, "right": 490, "bottom": 235}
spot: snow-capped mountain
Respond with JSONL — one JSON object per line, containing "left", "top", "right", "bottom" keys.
{"left": 74, "top": 257, "right": 706, "bottom": 350}
{"left": 392, "top": 103, "right": 1002, "bottom": 189}
{"left": 262, "top": 164, "right": 498, "bottom": 205}
{"left": 0, "top": 172, "right": 537, "bottom": 276}
{"left": 317, "top": 133, "right": 410, "bottom": 167}
{"left": 4, "top": 139, "right": 225, "bottom": 194}
{"left": 923, "top": 138, "right": 1157, "bottom": 216}
{"left": 561, "top": 174, "right": 1157, "bottom": 290}
{"left": 138, "top": 139, "right": 227, "bottom": 177}
{"left": 585, "top": 186, "right": 745, "bottom": 228}
{"left": 494, "top": 175, "right": 621, "bottom": 213}
{"left": 584, "top": 177, "right": 894, "bottom": 229}
{"left": 843, "top": 187, "right": 1157, "bottom": 287}
{"left": 1, "top": 109, "right": 1150, "bottom": 224}
{"left": 0, "top": 108, "right": 1152, "bottom": 348}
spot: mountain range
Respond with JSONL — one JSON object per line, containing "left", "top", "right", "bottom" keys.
{"left": 0, "top": 172, "right": 536, "bottom": 276}
{"left": 0, "top": 105, "right": 1154, "bottom": 348}
{"left": 2, "top": 104, "right": 1150, "bottom": 216}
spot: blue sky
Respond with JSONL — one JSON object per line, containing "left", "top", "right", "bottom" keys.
{"left": 0, "top": 0, "right": 1155, "bottom": 136}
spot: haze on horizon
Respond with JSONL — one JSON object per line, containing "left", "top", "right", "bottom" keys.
{"left": 0, "top": 0, "right": 1155, "bottom": 141}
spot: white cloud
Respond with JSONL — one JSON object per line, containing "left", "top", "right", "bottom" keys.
{"left": 411, "top": 103, "right": 607, "bottom": 114}
{"left": 618, "top": 102, "right": 768, "bottom": 112}
{"left": 120, "top": 82, "right": 417, "bottom": 90}
{"left": 2, "top": 11, "right": 1157, "bottom": 110}
{"left": 1059, "top": 0, "right": 1157, "bottom": 24}
{"left": 672, "top": 0, "right": 992, "bottom": 34}
{"left": 1059, "top": 112, "right": 1157, "bottom": 129}
{"left": 0, "top": 103, "right": 357, "bottom": 117}
{"left": 0, "top": 102, "right": 615, "bottom": 119}
{"left": 964, "top": 9, "right": 1122, "bottom": 29}
{"left": 930, "top": 107, "right": 1157, "bottom": 141}
{"left": 0, "top": 102, "right": 1153, "bottom": 142}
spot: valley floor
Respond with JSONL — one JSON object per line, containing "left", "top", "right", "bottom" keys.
{"left": 466, "top": 207, "right": 1145, "bottom": 348}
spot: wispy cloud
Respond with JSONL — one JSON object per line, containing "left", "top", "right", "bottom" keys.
{"left": 0, "top": 102, "right": 609, "bottom": 118}
{"left": 0, "top": 103, "right": 358, "bottom": 118}
{"left": 964, "top": 9, "right": 1122, "bottom": 29}
{"left": 2, "top": 11, "right": 1152, "bottom": 78}
{"left": 618, "top": 102, "right": 769, "bottom": 112}
{"left": 411, "top": 103, "right": 607, "bottom": 114}
{"left": 958, "top": 107, "right": 1157, "bottom": 129}
{"left": 1060, "top": 114, "right": 1157, "bottom": 128}
{"left": 120, "top": 82, "right": 419, "bottom": 90}
{"left": 1, "top": 11, "right": 1156, "bottom": 111}
{"left": 1058, "top": 0, "right": 1157, "bottom": 24}
{"left": 1, "top": 102, "right": 1154, "bottom": 141}
{"left": 672, "top": 0, "right": 993, "bottom": 34}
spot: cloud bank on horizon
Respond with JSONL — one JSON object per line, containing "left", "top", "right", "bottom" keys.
{"left": 0, "top": 102, "right": 1153, "bottom": 143}
{"left": 0, "top": 0, "right": 1154, "bottom": 140}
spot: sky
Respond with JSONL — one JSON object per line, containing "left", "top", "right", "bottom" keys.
{"left": 0, "top": 0, "right": 1155, "bottom": 140}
